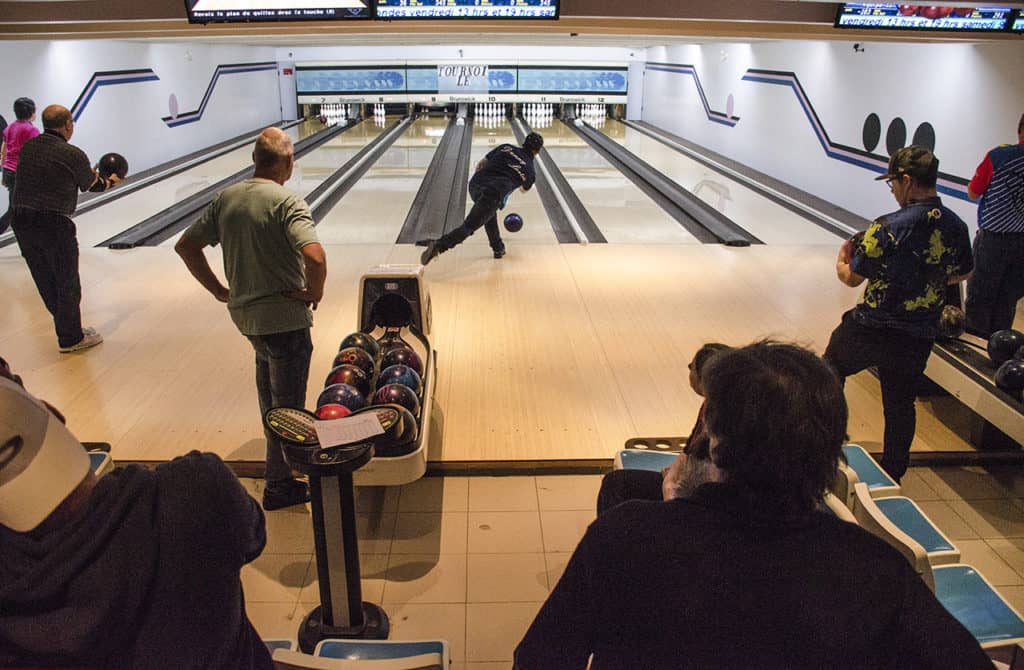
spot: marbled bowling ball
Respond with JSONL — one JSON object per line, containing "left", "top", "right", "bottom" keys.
{"left": 340, "top": 332, "right": 380, "bottom": 359}
{"left": 317, "top": 383, "right": 366, "bottom": 412}
{"left": 504, "top": 212, "right": 524, "bottom": 233}
{"left": 333, "top": 346, "right": 376, "bottom": 379}
{"left": 988, "top": 330, "right": 1024, "bottom": 366}
{"left": 995, "top": 359, "right": 1024, "bottom": 394}
{"left": 377, "top": 364, "right": 422, "bottom": 396}
{"left": 377, "top": 330, "right": 413, "bottom": 357}
{"left": 380, "top": 346, "right": 423, "bottom": 377}
{"left": 324, "top": 364, "right": 371, "bottom": 397}
{"left": 315, "top": 403, "right": 352, "bottom": 420}
{"left": 937, "top": 305, "right": 966, "bottom": 341}
{"left": 373, "top": 383, "right": 420, "bottom": 416}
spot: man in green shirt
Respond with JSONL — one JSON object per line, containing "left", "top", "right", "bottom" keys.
{"left": 176, "top": 127, "right": 327, "bottom": 511}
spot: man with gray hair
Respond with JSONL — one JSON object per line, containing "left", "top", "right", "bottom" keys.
{"left": 176, "top": 127, "right": 326, "bottom": 511}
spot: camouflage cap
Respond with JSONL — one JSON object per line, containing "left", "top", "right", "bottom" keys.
{"left": 875, "top": 145, "right": 939, "bottom": 182}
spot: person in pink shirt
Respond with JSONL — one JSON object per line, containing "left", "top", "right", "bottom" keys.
{"left": 1, "top": 97, "right": 39, "bottom": 235}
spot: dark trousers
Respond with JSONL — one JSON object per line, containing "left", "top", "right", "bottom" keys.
{"left": 823, "top": 310, "right": 934, "bottom": 482}
{"left": 965, "top": 229, "right": 1024, "bottom": 338}
{"left": 11, "top": 208, "right": 84, "bottom": 348}
{"left": 596, "top": 469, "right": 663, "bottom": 515}
{"left": 436, "top": 183, "right": 504, "bottom": 253}
{"left": 0, "top": 168, "right": 14, "bottom": 235}
{"left": 247, "top": 328, "right": 313, "bottom": 484}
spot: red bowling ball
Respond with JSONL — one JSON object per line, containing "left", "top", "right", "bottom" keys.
{"left": 315, "top": 403, "right": 352, "bottom": 420}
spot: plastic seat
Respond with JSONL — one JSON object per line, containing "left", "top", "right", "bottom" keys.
{"left": 265, "top": 639, "right": 294, "bottom": 654}
{"left": 614, "top": 449, "right": 677, "bottom": 472}
{"left": 270, "top": 639, "right": 450, "bottom": 669}
{"left": 851, "top": 482, "right": 1024, "bottom": 652}
{"left": 821, "top": 491, "right": 857, "bottom": 523}
{"left": 843, "top": 444, "right": 900, "bottom": 497}
{"left": 88, "top": 451, "right": 113, "bottom": 476}
{"left": 875, "top": 496, "right": 959, "bottom": 565}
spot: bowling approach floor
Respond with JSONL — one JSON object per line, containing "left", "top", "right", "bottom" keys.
{"left": 0, "top": 112, "right": 994, "bottom": 466}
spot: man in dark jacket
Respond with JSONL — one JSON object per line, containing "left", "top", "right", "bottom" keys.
{"left": 419, "top": 131, "right": 543, "bottom": 264}
{"left": 514, "top": 341, "right": 992, "bottom": 670}
{"left": 0, "top": 364, "right": 273, "bottom": 669}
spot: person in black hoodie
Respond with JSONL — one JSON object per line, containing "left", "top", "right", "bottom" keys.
{"left": 0, "top": 359, "right": 274, "bottom": 670}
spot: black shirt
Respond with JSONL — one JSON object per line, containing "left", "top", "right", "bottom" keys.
{"left": 12, "top": 129, "right": 97, "bottom": 216}
{"left": 470, "top": 143, "right": 536, "bottom": 197}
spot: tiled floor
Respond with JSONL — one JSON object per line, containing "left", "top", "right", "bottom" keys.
{"left": 242, "top": 467, "right": 1024, "bottom": 667}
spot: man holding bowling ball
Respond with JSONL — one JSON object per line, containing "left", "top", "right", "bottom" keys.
{"left": 176, "top": 127, "right": 327, "bottom": 511}
{"left": 824, "top": 146, "right": 973, "bottom": 483}
{"left": 419, "top": 131, "right": 543, "bottom": 265}
{"left": 10, "top": 104, "right": 122, "bottom": 354}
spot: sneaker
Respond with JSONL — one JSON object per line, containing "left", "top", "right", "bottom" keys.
{"left": 493, "top": 248, "right": 506, "bottom": 259}
{"left": 262, "top": 478, "right": 310, "bottom": 511}
{"left": 420, "top": 239, "right": 440, "bottom": 266}
{"left": 59, "top": 330, "right": 103, "bottom": 353}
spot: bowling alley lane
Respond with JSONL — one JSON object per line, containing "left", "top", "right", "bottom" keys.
{"left": 539, "top": 116, "right": 700, "bottom": 244}
{"left": 457, "top": 115, "right": 559, "bottom": 247}
{"left": 74, "top": 118, "right": 325, "bottom": 248}
{"left": 313, "top": 115, "right": 448, "bottom": 245}
{"left": 601, "top": 119, "right": 841, "bottom": 246}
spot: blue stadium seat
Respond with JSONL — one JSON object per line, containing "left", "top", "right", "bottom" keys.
{"left": 614, "top": 449, "right": 677, "bottom": 472}
{"left": 842, "top": 444, "right": 900, "bottom": 497}
{"left": 270, "top": 639, "right": 449, "bottom": 669}
{"left": 88, "top": 451, "right": 113, "bottom": 476}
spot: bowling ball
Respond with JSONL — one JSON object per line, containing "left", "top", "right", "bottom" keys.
{"left": 377, "top": 364, "right": 422, "bottom": 396}
{"left": 315, "top": 403, "right": 352, "bottom": 420}
{"left": 319, "top": 115, "right": 328, "bottom": 124}
{"left": 324, "top": 364, "right": 371, "bottom": 397}
{"left": 920, "top": 6, "right": 953, "bottom": 19}
{"left": 898, "top": 5, "right": 920, "bottom": 15}
{"left": 937, "top": 305, "right": 966, "bottom": 341}
{"left": 988, "top": 330, "right": 1024, "bottom": 366}
{"left": 951, "top": 7, "right": 975, "bottom": 17}
{"left": 995, "top": 359, "right": 1024, "bottom": 394}
{"left": 340, "top": 331, "right": 380, "bottom": 359}
{"left": 504, "top": 213, "right": 524, "bottom": 233}
{"left": 1015, "top": 345, "right": 1024, "bottom": 361}
{"left": 377, "top": 329, "right": 412, "bottom": 357}
{"left": 380, "top": 346, "right": 423, "bottom": 377}
{"left": 317, "top": 383, "right": 367, "bottom": 412}
{"left": 333, "top": 347, "right": 376, "bottom": 379}
{"left": 372, "top": 383, "right": 421, "bottom": 416}
{"left": 97, "top": 152, "right": 129, "bottom": 180}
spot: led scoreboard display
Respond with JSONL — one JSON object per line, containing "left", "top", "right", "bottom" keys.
{"left": 184, "top": 0, "right": 371, "bottom": 23}
{"left": 376, "top": 0, "right": 558, "bottom": 19}
{"left": 834, "top": 4, "right": 1013, "bottom": 31}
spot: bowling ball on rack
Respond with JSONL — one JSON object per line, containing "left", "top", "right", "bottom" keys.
{"left": 324, "top": 364, "right": 371, "bottom": 397}
{"left": 315, "top": 403, "right": 352, "bottom": 420}
{"left": 995, "top": 359, "right": 1024, "bottom": 394}
{"left": 340, "top": 331, "right": 380, "bottom": 359}
{"left": 372, "top": 383, "right": 421, "bottom": 417}
{"left": 988, "top": 330, "right": 1024, "bottom": 366}
{"left": 377, "top": 364, "right": 422, "bottom": 396}
{"left": 380, "top": 346, "right": 423, "bottom": 377}
{"left": 504, "top": 213, "right": 524, "bottom": 233}
{"left": 97, "top": 152, "right": 129, "bottom": 180}
{"left": 317, "top": 383, "right": 367, "bottom": 412}
{"left": 377, "top": 329, "right": 413, "bottom": 357}
{"left": 333, "top": 347, "right": 376, "bottom": 379}
{"left": 937, "top": 305, "right": 966, "bottom": 341}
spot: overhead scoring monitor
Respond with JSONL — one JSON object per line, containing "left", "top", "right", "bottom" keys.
{"left": 376, "top": 0, "right": 558, "bottom": 20}
{"left": 834, "top": 4, "right": 1014, "bottom": 31}
{"left": 183, "top": 0, "right": 371, "bottom": 23}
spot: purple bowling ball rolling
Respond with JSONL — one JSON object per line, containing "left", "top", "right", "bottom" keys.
{"left": 373, "top": 383, "right": 420, "bottom": 417}
{"left": 377, "top": 364, "right": 422, "bottom": 396}
{"left": 317, "top": 383, "right": 367, "bottom": 412}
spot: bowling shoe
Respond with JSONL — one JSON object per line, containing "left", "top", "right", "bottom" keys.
{"left": 419, "top": 239, "right": 440, "bottom": 266}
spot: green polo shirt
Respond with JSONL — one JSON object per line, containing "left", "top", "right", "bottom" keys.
{"left": 183, "top": 178, "right": 319, "bottom": 336}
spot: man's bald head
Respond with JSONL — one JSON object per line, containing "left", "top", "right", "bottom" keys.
{"left": 254, "top": 128, "right": 294, "bottom": 172}
{"left": 42, "top": 105, "right": 73, "bottom": 134}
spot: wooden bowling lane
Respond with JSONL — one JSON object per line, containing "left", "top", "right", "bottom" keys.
{"left": 459, "top": 117, "right": 559, "bottom": 247}
{"left": 312, "top": 115, "right": 447, "bottom": 245}
{"left": 541, "top": 119, "right": 700, "bottom": 245}
{"left": 73, "top": 118, "right": 329, "bottom": 248}
{"left": 602, "top": 120, "right": 841, "bottom": 246}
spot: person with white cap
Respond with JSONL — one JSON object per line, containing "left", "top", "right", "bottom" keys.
{"left": 0, "top": 361, "right": 274, "bottom": 669}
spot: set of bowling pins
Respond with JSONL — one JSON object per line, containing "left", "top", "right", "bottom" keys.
{"left": 474, "top": 103, "right": 505, "bottom": 117}
{"left": 574, "top": 104, "right": 606, "bottom": 120}
{"left": 321, "top": 103, "right": 348, "bottom": 124}
{"left": 371, "top": 103, "right": 387, "bottom": 127}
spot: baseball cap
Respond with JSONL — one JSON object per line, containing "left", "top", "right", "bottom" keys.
{"left": 0, "top": 377, "right": 90, "bottom": 532}
{"left": 875, "top": 145, "right": 939, "bottom": 182}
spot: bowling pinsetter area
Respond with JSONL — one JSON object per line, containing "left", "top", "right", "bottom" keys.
{"left": 1, "top": 2, "right": 1024, "bottom": 666}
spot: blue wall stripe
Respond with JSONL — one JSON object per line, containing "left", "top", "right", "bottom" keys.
{"left": 70, "top": 69, "right": 160, "bottom": 122}
{"left": 644, "top": 62, "right": 739, "bottom": 127}
{"left": 162, "top": 62, "right": 277, "bottom": 127}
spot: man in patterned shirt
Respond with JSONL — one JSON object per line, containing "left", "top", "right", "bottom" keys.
{"left": 824, "top": 146, "right": 973, "bottom": 482}
{"left": 965, "top": 113, "right": 1024, "bottom": 338}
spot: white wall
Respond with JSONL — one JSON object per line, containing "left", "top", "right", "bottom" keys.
{"left": 276, "top": 44, "right": 640, "bottom": 63}
{"left": 642, "top": 40, "right": 1024, "bottom": 229}
{"left": 0, "top": 40, "right": 281, "bottom": 177}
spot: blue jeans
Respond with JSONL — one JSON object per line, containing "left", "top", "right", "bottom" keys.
{"left": 247, "top": 328, "right": 313, "bottom": 484}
